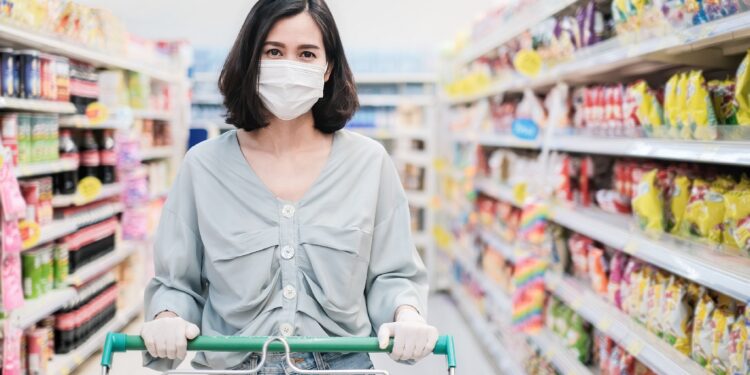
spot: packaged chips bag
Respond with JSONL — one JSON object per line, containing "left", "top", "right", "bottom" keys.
{"left": 683, "top": 178, "right": 730, "bottom": 244}
{"left": 736, "top": 49, "right": 750, "bottom": 126}
{"left": 633, "top": 169, "right": 666, "bottom": 232}
{"left": 629, "top": 80, "right": 666, "bottom": 136}
{"left": 662, "top": 276, "right": 692, "bottom": 355}
{"left": 724, "top": 177, "right": 750, "bottom": 255}
{"left": 708, "top": 79, "right": 739, "bottom": 125}
{"left": 692, "top": 289, "right": 716, "bottom": 368}
{"left": 676, "top": 72, "right": 692, "bottom": 139}
{"left": 621, "top": 258, "right": 642, "bottom": 315}
{"left": 664, "top": 73, "right": 680, "bottom": 131}
{"left": 667, "top": 175, "right": 692, "bottom": 234}
{"left": 566, "top": 312, "right": 593, "bottom": 364}
{"left": 608, "top": 252, "right": 628, "bottom": 310}
{"left": 687, "top": 70, "right": 720, "bottom": 140}
{"left": 711, "top": 295, "right": 738, "bottom": 375}
{"left": 646, "top": 270, "right": 669, "bottom": 337}
{"left": 588, "top": 246, "right": 609, "bottom": 295}
{"left": 728, "top": 304, "right": 748, "bottom": 375}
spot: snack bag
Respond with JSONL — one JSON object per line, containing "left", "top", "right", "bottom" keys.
{"left": 588, "top": 246, "right": 609, "bottom": 295}
{"left": 664, "top": 74, "right": 680, "bottom": 130}
{"left": 676, "top": 73, "right": 691, "bottom": 138}
{"left": 724, "top": 182, "right": 750, "bottom": 255}
{"left": 662, "top": 276, "right": 692, "bottom": 355}
{"left": 667, "top": 175, "right": 692, "bottom": 234}
{"left": 566, "top": 313, "right": 593, "bottom": 364}
{"left": 728, "top": 305, "right": 748, "bottom": 375}
{"left": 711, "top": 295, "right": 738, "bottom": 375}
{"left": 629, "top": 80, "right": 666, "bottom": 136}
{"left": 608, "top": 252, "right": 628, "bottom": 310}
{"left": 636, "top": 266, "right": 655, "bottom": 325}
{"left": 596, "top": 331, "right": 614, "bottom": 374}
{"left": 646, "top": 270, "right": 668, "bottom": 336}
{"left": 621, "top": 258, "right": 643, "bottom": 315}
{"left": 709, "top": 79, "right": 739, "bottom": 125}
{"left": 692, "top": 289, "right": 716, "bottom": 367}
{"left": 683, "top": 178, "right": 728, "bottom": 244}
{"left": 687, "top": 70, "right": 719, "bottom": 140}
{"left": 633, "top": 169, "right": 666, "bottom": 232}
{"left": 736, "top": 50, "right": 750, "bottom": 126}
{"left": 568, "top": 233, "right": 592, "bottom": 279}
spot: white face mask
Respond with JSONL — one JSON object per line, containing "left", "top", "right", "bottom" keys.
{"left": 258, "top": 59, "right": 326, "bottom": 121}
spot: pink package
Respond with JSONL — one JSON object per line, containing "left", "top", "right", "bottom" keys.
{"left": 607, "top": 252, "right": 628, "bottom": 310}
{"left": 568, "top": 233, "right": 592, "bottom": 279}
{"left": 2, "top": 320, "right": 22, "bottom": 375}
{"left": 0, "top": 156, "right": 27, "bottom": 221}
{"left": 2, "top": 218, "right": 25, "bottom": 310}
{"left": 122, "top": 208, "right": 149, "bottom": 241}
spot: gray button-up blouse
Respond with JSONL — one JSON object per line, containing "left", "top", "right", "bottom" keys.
{"left": 143, "top": 129, "right": 428, "bottom": 370}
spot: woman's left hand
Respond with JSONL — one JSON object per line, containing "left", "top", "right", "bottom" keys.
{"left": 377, "top": 306, "right": 439, "bottom": 362}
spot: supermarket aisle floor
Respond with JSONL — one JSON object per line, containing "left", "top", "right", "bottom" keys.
{"left": 77, "top": 293, "right": 498, "bottom": 374}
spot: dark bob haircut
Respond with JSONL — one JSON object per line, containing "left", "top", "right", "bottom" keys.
{"left": 219, "top": 0, "right": 359, "bottom": 133}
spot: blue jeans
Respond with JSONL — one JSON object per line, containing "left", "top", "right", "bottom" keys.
{"left": 231, "top": 352, "right": 375, "bottom": 374}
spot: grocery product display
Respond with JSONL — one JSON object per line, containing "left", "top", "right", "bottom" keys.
{"left": 437, "top": 1, "right": 750, "bottom": 374}
{"left": 0, "top": 2, "right": 189, "bottom": 374}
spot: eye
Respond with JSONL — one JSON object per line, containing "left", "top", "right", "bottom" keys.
{"left": 265, "top": 48, "right": 283, "bottom": 57}
{"left": 300, "top": 51, "right": 316, "bottom": 60}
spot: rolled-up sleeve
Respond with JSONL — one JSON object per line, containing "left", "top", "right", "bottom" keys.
{"left": 143, "top": 153, "right": 205, "bottom": 370}
{"left": 365, "top": 154, "right": 429, "bottom": 331}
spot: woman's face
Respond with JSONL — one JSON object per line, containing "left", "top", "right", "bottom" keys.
{"left": 262, "top": 12, "right": 331, "bottom": 79}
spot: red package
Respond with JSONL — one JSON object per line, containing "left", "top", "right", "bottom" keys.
{"left": 580, "top": 156, "right": 594, "bottom": 207}
{"left": 568, "top": 233, "right": 592, "bottom": 279}
{"left": 588, "top": 246, "right": 609, "bottom": 295}
{"left": 608, "top": 252, "right": 629, "bottom": 310}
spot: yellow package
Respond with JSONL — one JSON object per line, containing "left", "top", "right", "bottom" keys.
{"left": 633, "top": 169, "right": 665, "bottom": 232}
{"left": 724, "top": 186, "right": 750, "bottom": 255}
{"left": 646, "top": 271, "right": 668, "bottom": 337}
{"left": 668, "top": 175, "right": 692, "bottom": 234}
{"left": 736, "top": 50, "right": 750, "bottom": 126}
{"left": 664, "top": 74, "right": 679, "bottom": 129}
{"left": 711, "top": 295, "right": 738, "bottom": 375}
{"left": 630, "top": 266, "right": 652, "bottom": 325}
{"left": 683, "top": 178, "right": 727, "bottom": 244}
{"left": 662, "top": 276, "right": 692, "bottom": 355}
{"left": 631, "top": 80, "right": 666, "bottom": 136}
{"left": 692, "top": 289, "right": 715, "bottom": 368}
{"left": 687, "top": 71, "right": 719, "bottom": 140}
{"left": 728, "top": 305, "right": 748, "bottom": 375}
{"left": 676, "top": 73, "right": 692, "bottom": 139}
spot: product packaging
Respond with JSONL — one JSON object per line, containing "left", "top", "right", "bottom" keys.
{"left": 735, "top": 50, "right": 750, "bottom": 126}
{"left": 692, "top": 289, "right": 715, "bottom": 367}
{"left": 662, "top": 276, "right": 692, "bottom": 355}
{"left": 633, "top": 169, "right": 665, "bottom": 232}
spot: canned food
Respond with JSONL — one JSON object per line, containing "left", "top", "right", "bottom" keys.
{"left": 37, "top": 245, "right": 53, "bottom": 295}
{"left": 0, "top": 47, "right": 15, "bottom": 97}
{"left": 22, "top": 249, "right": 41, "bottom": 299}
{"left": 17, "top": 49, "right": 40, "bottom": 99}
{"left": 53, "top": 243, "right": 69, "bottom": 288}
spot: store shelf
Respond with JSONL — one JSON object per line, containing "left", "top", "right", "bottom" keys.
{"left": 354, "top": 73, "right": 436, "bottom": 84}
{"left": 23, "top": 203, "right": 124, "bottom": 251}
{"left": 527, "top": 328, "right": 595, "bottom": 375}
{"left": 192, "top": 93, "right": 224, "bottom": 105}
{"left": 132, "top": 109, "right": 174, "bottom": 121}
{"left": 0, "top": 97, "right": 76, "bottom": 113}
{"left": 477, "top": 228, "right": 519, "bottom": 264}
{"left": 51, "top": 183, "right": 123, "bottom": 208}
{"left": 140, "top": 146, "right": 174, "bottom": 161}
{"left": 47, "top": 301, "right": 144, "bottom": 375}
{"left": 14, "top": 158, "right": 78, "bottom": 178}
{"left": 455, "top": 253, "right": 512, "bottom": 313}
{"left": 474, "top": 178, "right": 521, "bottom": 207}
{"left": 0, "top": 22, "right": 182, "bottom": 83}
{"left": 453, "top": 132, "right": 542, "bottom": 149}
{"left": 406, "top": 190, "right": 430, "bottom": 207}
{"left": 11, "top": 288, "right": 78, "bottom": 329}
{"left": 67, "top": 244, "right": 138, "bottom": 287}
{"left": 549, "top": 203, "right": 750, "bottom": 303}
{"left": 396, "top": 151, "right": 431, "bottom": 166}
{"left": 358, "top": 94, "right": 433, "bottom": 107}
{"left": 456, "top": 0, "right": 579, "bottom": 65}
{"left": 59, "top": 115, "right": 132, "bottom": 130}
{"left": 545, "top": 272, "right": 709, "bottom": 375}
{"left": 449, "top": 284, "right": 526, "bottom": 375}
{"left": 550, "top": 135, "right": 750, "bottom": 166}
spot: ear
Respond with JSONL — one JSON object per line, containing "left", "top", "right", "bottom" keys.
{"left": 324, "top": 62, "right": 333, "bottom": 82}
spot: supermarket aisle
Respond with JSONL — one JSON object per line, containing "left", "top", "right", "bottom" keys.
{"left": 77, "top": 293, "right": 498, "bottom": 374}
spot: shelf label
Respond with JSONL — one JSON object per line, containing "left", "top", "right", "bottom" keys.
{"left": 85, "top": 102, "right": 109, "bottom": 126}
{"left": 511, "top": 118, "right": 539, "bottom": 140}
{"left": 571, "top": 297, "right": 584, "bottom": 310}
{"left": 513, "top": 49, "right": 542, "bottom": 78}
{"left": 597, "top": 317, "right": 614, "bottom": 332}
{"left": 626, "top": 338, "right": 645, "bottom": 356}
{"left": 19, "top": 220, "right": 41, "bottom": 249}
{"left": 624, "top": 240, "right": 639, "bottom": 256}
{"left": 76, "top": 176, "right": 103, "bottom": 203}
{"left": 513, "top": 183, "right": 528, "bottom": 204}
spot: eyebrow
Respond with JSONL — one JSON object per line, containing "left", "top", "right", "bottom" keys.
{"left": 264, "top": 41, "right": 321, "bottom": 50}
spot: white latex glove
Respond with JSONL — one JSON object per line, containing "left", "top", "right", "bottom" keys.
{"left": 377, "top": 306, "right": 439, "bottom": 362}
{"left": 141, "top": 313, "right": 200, "bottom": 360}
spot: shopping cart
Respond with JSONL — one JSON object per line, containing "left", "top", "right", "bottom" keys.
{"left": 100, "top": 333, "right": 456, "bottom": 375}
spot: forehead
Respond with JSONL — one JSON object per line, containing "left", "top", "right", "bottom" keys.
{"left": 265, "top": 12, "right": 323, "bottom": 47}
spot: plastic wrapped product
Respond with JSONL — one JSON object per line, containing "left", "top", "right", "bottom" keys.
{"left": 629, "top": 80, "right": 666, "bottom": 136}
{"left": 588, "top": 246, "right": 609, "bottom": 295}
{"left": 736, "top": 50, "right": 750, "bottom": 126}
{"left": 667, "top": 175, "right": 692, "bottom": 234}
{"left": 676, "top": 73, "right": 691, "bottom": 138}
{"left": 711, "top": 295, "right": 738, "bottom": 375}
{"left": 662, "top": 276, "right": 692, "bottom": 355}
{"left": 683, "top": 178, "right": 729, "bottom": 244}
{"left": 646, "top": 270, "right": 669, "bottom": 337}
{"left": 692, "top": 289, "right": 716, "bottom": 368}
{"left": 687, "top": 70, "right": 719, "bottom": 140}
{"left": 728, "top": 304, "right": 748, "bottom": 375}
{"left": 568, "top": 233, "right": 592, "bottom": 279}
{"left": 633, "top": 169, "right": 666, "bottom": 232}
{"left": 608, "top": 252, "right": 628, "bottom": 310}
{"left": 708, "top": 79, "right": 739, "bottom": 125}
{"left": 566, "top": 312, "right": 593, "bottom": 364}
{"left": 621, "top": 258, "right": 642, "bottom": 316}
{"left": 724, "top": 181, "right": 750, "bottom": 255}
{"left": 664, "top": 74, "right": 680, "bottom": 131}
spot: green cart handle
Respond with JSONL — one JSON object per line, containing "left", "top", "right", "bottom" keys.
{"left": 101, "top": 333, "right": 456, "bottom": 372}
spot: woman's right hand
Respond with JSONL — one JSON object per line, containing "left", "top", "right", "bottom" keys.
{"left": 141, "top": 311, "right": 200, "bottom": 360}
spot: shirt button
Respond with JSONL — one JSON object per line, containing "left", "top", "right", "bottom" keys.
{"left": 279, "top": 323, "right": 294, "bottom": 337}
{"left": 283, "top": 285, "right": 297, "bottom": 300}
{"left": 281, "top": 205, "right": 295, "bottom": 218}
{"left": 281, "top": 245, "right": 295, "bottom": 260}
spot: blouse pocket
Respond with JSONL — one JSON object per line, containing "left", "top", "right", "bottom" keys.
{"left": 205, "top": 227, "right": 280, "bottom": 302}
{"left": 298, "top": 226, "right": 372, "bottom": 308}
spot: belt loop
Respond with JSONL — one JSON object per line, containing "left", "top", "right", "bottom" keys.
{"left": 313, "top": 351, "right": 328, "bottom": 370}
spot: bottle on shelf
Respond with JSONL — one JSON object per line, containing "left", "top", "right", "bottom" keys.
{"left": 78, "top": 130, "right": 100, "bottom": 179}
{"left": 98, "top": 130, "right": 116, "bottom": 184}
{"left": 55, "top": 129, "right": 78, "bottom": 195}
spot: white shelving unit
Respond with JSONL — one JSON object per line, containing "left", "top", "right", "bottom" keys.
{"left": 67, "top": 244, "right": 139, "bottom": 287}
{"left": 454, "top": 132, "right": 542, "bottom": 150}
{"left": 140, "top": 146, "right": 174, "bottom": 161}
{"left": 527, "top": 329, "right": 595, "bottom": 375}
{"left": 477, "top": 228, "right": 520, "bottom": 264}
{"left": 473, "top": 178, "right": 520, "bottom": 207}
{"left": 11, "top": 288, "right": 78, "bottom": 330}
{"left": 359, "top": 94, "right": 433, "bottom": 107}
{"left": 14, "top": 158, "right": 78, "bottom": 178}
{"left": 59, "top": 115, "right": 132, "bottom": 130}
{"left": 22, "top": 203, "right": 123, "bottom": 251}
{"left": 0, "top": 97, "right": 76, "bottom": 113}
{"left": 51, "top": 183, "right": 123, "bottom": 208}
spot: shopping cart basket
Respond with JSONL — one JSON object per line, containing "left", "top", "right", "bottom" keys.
{"left": 100, "top": 333, "right": 456, "bottom": 375}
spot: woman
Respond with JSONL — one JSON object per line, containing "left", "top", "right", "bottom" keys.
{"left": 140, "top": 0, "right": 437, "bottom": 372}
